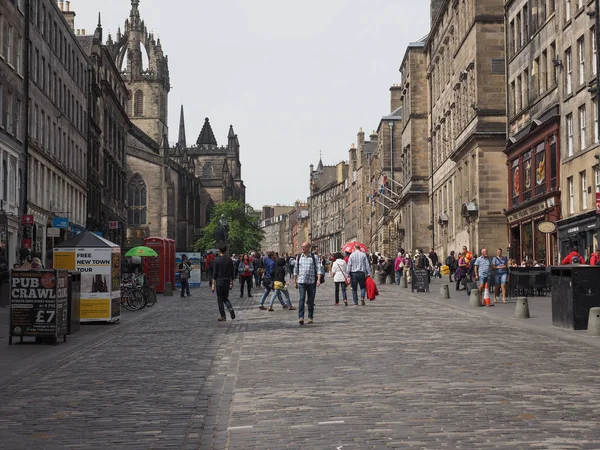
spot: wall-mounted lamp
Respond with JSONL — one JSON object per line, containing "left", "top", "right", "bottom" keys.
{"left": 552, "top": 58, "right": 563, "bottom": 67}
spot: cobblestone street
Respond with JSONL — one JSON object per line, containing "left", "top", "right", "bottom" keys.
{"left": 1, "top": 281, "right": 600, "bottom": 449}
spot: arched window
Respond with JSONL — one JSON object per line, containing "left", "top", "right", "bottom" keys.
{"left": 127, "top": 175, "right": 147, "bottom": 225}
{"left": 202, "top": 163, "right": 213, "bottom": 178}
{"left": 134, "top": 90, "right": 143, "bottom": 117}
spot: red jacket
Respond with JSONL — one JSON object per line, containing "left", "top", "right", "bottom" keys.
{"left": 590, "top": 253, "right": 600, "bottom": 266}
{"left": 365, "top": 276, "right": 379, "bottom": 301}
{"left": 561, "top": 251, "right": 584, "bottom": 265}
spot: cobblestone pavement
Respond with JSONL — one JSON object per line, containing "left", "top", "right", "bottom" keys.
{"left": 1, "top": 281, "right": 600, "bottom": 449}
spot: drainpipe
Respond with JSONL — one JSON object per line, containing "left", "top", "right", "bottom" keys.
{"left": 595, "top": 0, "right": 600, "bottom": 248}
{"left": 429, "top": 69, "right": 435, "bottom": 251}
{"left": 388, "top": 121, "right": 394, "bottom": 187}
{"left": 23, "top": 0, "right": 31, "bottom": 218}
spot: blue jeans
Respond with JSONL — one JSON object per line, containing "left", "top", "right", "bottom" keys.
{"left": 395, "top": 270, "right": 402, "bottom": 285}
{"left": 350, "top": 272, "right": 366, "bottom": 304}
{"left": 259, "top": 282, "right": 273, "bottom": 306}
{"left": 334, "top": 281, "right": 347, "bottom": 303}
{"left": 180, "top": 279, "right": 190, "bottom": 297}
{"left": 298, "top": 282, "right": 316, "bottom": 319}
{"left": 269, "top": 288, "right": 292, "bottom": 307}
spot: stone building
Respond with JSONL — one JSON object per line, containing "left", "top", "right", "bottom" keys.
{"left": 309, "top": 159, "right": 348, "bottom": 254}
{"left": 26, "top": 0, "right": 89, "bottom": 265}
{"left": 259, "top": 210, "right": 292, "bottom": 255}
{"left": 0, "top": 0, "right": 26, "bottom": 268}
{"left": 178, "top": 114, "right": 246, "bottom": 205}
{"left": 393, "top": 38, "right": 432, "bottom": 255}
{"left": 504, "top": 0, "right": 561, "bottom": 265}
{"left": 288, "top": 201, "right": 309, "bottom": 255}
{"left": 78, "top": 18, "right": 129, "bottom": 246}
{"left": 554, "top": 0, "right": 600, "bottom": 260}
{"left": 428, "top": 0, "right": 507, "bottom": 260}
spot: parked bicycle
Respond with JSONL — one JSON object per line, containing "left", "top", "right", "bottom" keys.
{"left": 120, "top": 282, "right": 146, "bottom": 311}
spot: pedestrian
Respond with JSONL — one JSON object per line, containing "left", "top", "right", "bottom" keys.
{"left": 331, "top": 252, "right": 349, "bottom": 306}
{"left": 258, "top": 252, "right": 276, "bottom": 310}
{"left": 231, "top": 253, "right": 239, "bottom": 279}
{"left": 205, "top": 251, "right": 215, "bottom": 283}
{"left": 589, "top": 248, "right": 600, "bottom": 265}
{"left": 454, "top": 252, "right": 466, "bottom": 291}
{"left": 238, "top": 254, "right": 253, "bottom": 298}
{"left": 473, "top": 248, "right": 492, "bottom": 302}
{"left": 211, "top": 245, "right": 236, "bottom": 322}
{"left": 445, "top": 251, "right": 456, "bottom": 282}
{"left": 288, "top": 255, "right": 296, "bottom": 279}
{"left": 428, "top": 247, "right": 439, "bottom": 267}
{"left": 561, "top": 245, "right": 584, "bottom": 264}
{"left": 293, "top": 241, "right": 324, "bottom": 325}
{"left": 178, "top": 254, "right": 192, "bottom": 298}
{"left": 253, "top": 251, "right": 265, "bottom": 287}
{"left": 394, "top": 252, "right": 404, "bottom": 285}
{"left": 347, "top": 244, "right": 371, "bottom": 306}
{"left": 492, "top": 248, "right": 508, "bottom": 304}
{"left": 267, "top": 257, "right": 296, "bottom": 311}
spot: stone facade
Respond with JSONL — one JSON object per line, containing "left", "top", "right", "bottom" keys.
{"left": 504, "top": 0, "right": 561, "bottom": 265}
{"left": 428, "top": 0, "right": 507, "bottom": 260}
{"left": 309, "top": 160, "right": 347, "bottom": 254}
{"left": 554, "top": 0, "right": 600, "bottom": 260}
{"left": 260, "top": 211, "right": 292, "bottom": 255}
{"left": 78, "top": 20, "right": 129, "bottom": 246}
{"left": 26, "top": 0, "right": 89, "bottom": 265}
{"left": 0, "top": 0, "right": 26, "bottom": 268}
{"left": 288, "top": 201, "right": 309, "bottom": 255}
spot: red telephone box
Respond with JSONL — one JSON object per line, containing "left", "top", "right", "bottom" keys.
{"left": 166, "top": 239, "right": 175, "bottom": 286}
{"left": 143, "top": 237, "right": 167, "bottom": 293}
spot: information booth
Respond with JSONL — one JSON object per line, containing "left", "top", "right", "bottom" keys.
{"left": 53, "top": 232, "right": 121, "bottom": 323}
{"left": 143, "top": 237, "right": 167, "bottom": 293}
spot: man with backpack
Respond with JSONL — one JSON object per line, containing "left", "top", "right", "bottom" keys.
{"left": 445, "top": 251, "right": 457, "bottom": 282}
{"left": 293, "top": 242, "right": 324, "bottom": 325}
{"left": 562, "top": 246, "right": 584, "bottom": 265}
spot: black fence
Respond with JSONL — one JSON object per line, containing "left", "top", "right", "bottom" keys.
{"left": 507, "top": 267, "right": 550, "bottom": 300}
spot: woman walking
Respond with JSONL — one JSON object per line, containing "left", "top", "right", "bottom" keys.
{"left": 454, "top": 251, "right": 467, "bottom": 291}
{"left": 238, "top": 254, "right": 254, "bottom": 298}
{"left": 267, "top": 257, "right": 296, "bottom": 311}
{"left": 331, "top": 252, "right": 349, "bottom": 306}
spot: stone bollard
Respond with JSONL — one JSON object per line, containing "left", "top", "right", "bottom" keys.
{"left": 587, "top": 307, "right": 600, "bottom": 336}
{"left": 164, "top": 282, "right": 173, "bottom": 297}
{"left": 515, "top": 296, "right": 530, "bottom": 319}
{"left": 439, "top": 284, "right": 450, "bottom": 299}
{"left": 374, "top": 270, "right": 381, "bottom": 284}
{"left": 386, "top": 273, "right": 395, "bottom": 285}
{"left": 401, "top": 276, "right": 408, "bottom": 288}
{"left": 469, "top": 289, "right": 480, "bottom": 308}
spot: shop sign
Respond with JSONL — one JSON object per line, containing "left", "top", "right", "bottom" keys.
{"left": 109, "top": 221, "right": 118, "bottom": 230}
{"left": 21, "top": 215, "right": 34, "bottom": 225}
{"left": 52, "top": 217, "right": 69, "bottom": 229}
{"left": 596, "top": 192, "right": 600, "bottom": 215}
{"left": 537, "top": 221, "right": 557, "bottom": 234}
{"left": 47, "top": 228, "right": 60, "bottom": 238}
{"left": 507, "top": 200, "right": 548, "bottom": 223}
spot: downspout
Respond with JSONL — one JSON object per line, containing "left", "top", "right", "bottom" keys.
{"left": 23, "top": 0, "right": 31, "bottom": 217}
{"left": 504, "top": 3, "right": 511, "bottom": 260}
{"left": 429, "top": 69, "right": 435, "bottom": 250}
{"left": 595, "top": 0, "right": 600, "bottom": 251}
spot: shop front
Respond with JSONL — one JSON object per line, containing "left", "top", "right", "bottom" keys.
{"left": 504, "top": 117, "right": 560, "bottom": 265}
{"left": 557, "top": 211, "right": 600, "bottom": 263}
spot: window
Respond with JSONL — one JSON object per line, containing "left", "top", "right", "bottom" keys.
{"left": 6, "top": 92, "right": 12, "bottom": 133}
{"left": 595, "top": 165, "right": 600, "bottom": 193}
{"left": 533, "top": 58, "right": 540, "bottom": 97}
{"left": 566, "top": 48, "right": 572, "bottom": 94}
{"left": 581, "top": 170, "right": 588, "bottom": 210}
{"left": 523, "top": 4, "right": 529, "bottom": 40}
{"left": 127, "top": 175, "right": 147, "bottom": 225}
{"left": 568, "top": 176, "right": 574, "bottom": 214}
{"left": 594, "top": 98, "right": 599, "bottom": 144}
{"left": 593, "top": 27, "right": 598, "bottom": 76}
{"left": 16, "top": 37, "right": 22, "bottom": 74}
{"left": 9, "top": 158, "right": 15, "bottom": 204}
{"left": 509, "top": 20, "right": 515, "bottom": 57}
{"left": 578, "top": 36, "right": 585, "bottom": 85}
{"left": 579, "top": 104, "right": 586, "bottom": 150}
{"left": 550, "top": 41, "right": 557, "bottom": 86}
{"left": 523, "top": 69, "right": 529, "bottom": 107}
{"left": 566, "top": 0, "right": 571, "bottom": 22}
{"left": 134, "top": 90, "right": 143, "bottom": 116}
{"left": 15, "top": 100, "right": 21, "bottom": 140}
{"left": 567, "top": 113, "right": 574, "bottom": 156}
{"left": 578, "top": 0, "right": 584, "bottom": 8}
{"left": 6, "top": 25, "right": 12, "bottom": 65}
{"left": 203, "top": 163, "right": 214, "bottom": 178}
{"left": 516, "top": 12, "right": 522, "bottom": 49}
{"left": 2, "top": 161, "right": 6, "bottom": 202}
{"left": 541, "top": 50, "right": 548, "bottom": 92}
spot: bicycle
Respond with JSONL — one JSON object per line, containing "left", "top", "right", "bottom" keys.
{"left": 129, "top": 273, "right": 157, "bottom": 307}
{"left": 120, "top": 282, "right": 146, "bottom": 311}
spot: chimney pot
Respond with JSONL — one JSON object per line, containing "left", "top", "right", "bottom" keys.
{"left": 82, "top": 28, "right": 85, "bottom": 35}
{"left": 58, "top": 1, "right": 64, "bottom": 11}
{"left": 65, "top": 1, "right": 70, "bottom": 11}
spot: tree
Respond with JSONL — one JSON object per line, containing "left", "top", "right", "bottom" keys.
{"left": 194, "top": 200, "right": 264, "bottom": 255}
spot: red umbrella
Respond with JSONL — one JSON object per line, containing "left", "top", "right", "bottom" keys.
{"left": 342, "top": 241, "right": 368, "bottom": 254}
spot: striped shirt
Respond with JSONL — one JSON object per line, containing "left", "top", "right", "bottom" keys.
{"left": 347, "top": 251, "right": 372, "bottom": 276}
{"left": 474, "top": 256, "right": 491, "bottom": 277}
{"left": 293, "top": 253, "right": 324, "bottom": 284}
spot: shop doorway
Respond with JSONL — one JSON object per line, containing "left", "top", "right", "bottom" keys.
{"left": 510, "top": 226, "right": 521, "bottom": 263}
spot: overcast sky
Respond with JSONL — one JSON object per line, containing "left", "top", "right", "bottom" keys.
{"left": 72, "top": 0, "right": 430, "bottom": 210}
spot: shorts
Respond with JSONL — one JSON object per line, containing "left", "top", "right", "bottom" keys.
{"left": 494, "top": 273, "right": 508, "bottom": 286}
{"left": 477, "top": 274, "right": 491, "bottom": 287}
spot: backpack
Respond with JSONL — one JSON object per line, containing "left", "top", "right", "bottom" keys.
{"left": 417, "top": 254, "right": 428, "bottom": 269}
{"left": 571, "top": 255, "right": 580, "bottom": 264}
{"left": 179, "top": 262, "right": 190, "bottom": 280}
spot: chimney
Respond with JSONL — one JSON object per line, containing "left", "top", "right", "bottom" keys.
{"left": 61, "top": 1, "right": 76, "bottom": 31}
{"left": 370, "top": 131, "right": 378, "bottom": 143}
{"left": 357, "top": 127, "right": 365, "bottom": 146}
{"left": 390, "top": 84, "right": 402, "bottom": 112}
{"left": 430, "top": 0, "right": 444, "bottom": 28}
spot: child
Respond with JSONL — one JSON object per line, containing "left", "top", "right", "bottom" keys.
{"left": 268, "top": 258, "right": 296, "bottom": 311}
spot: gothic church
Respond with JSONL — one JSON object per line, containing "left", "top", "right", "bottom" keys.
{"left": 105, "top": 0, "right": 245, "bottom": 250}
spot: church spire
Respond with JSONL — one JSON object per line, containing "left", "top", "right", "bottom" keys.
{"left": 197, "top": 118, "right": 217, "bottom": 147}
{"left": 316, "top": 150, "right": 323, "bottom": 171}
{"left": 178, "top": 105, "right": 187, "bottom": 148}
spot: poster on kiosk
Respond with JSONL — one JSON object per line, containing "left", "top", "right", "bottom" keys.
{"left": 53, "top": 232, "right": 121, "bottom": 323}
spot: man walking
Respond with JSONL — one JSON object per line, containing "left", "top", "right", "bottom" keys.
{"left": 347, "top": 244, "right": 372, "bottom": 306}
{"left": 293, "top": 242, "right": 324, "bottom": 325}
{"left": 473, "top": 248, "right": 491, "bottom": 303}
{"left": 178, "top": 254, "right": 192, "bottom": 298}
{"left": 211, "top": 245, "right": 236, "bottom": 322}
{"left": 258, "top": 252, "right": 276, "bottom": 310}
